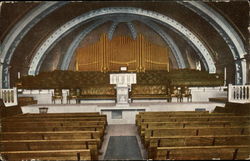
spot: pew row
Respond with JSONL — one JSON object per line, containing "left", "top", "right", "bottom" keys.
{"left": 135, "top": 111, "right": 236, "bottom": 125}
{"left": 136, "top": 111, "right": 250, "bottom": 160}
{"left": 136, "top": 112, "right": 237, "bottom": 124}
{"left": 0, "top": 149, "right": 92, "bottom": 161}
{"left": 2, "top": 116, "right": 107, "bottom": 122}
{"left": 144, "top": 127, "right": 250, "bottom": 146}
{"left": 0, "top": 139, "right": 100, "bottom": 160}
{"left": 139, "top": 121, "right": 250, "bottom": 136}
{"left": 1, "top": 125, "right": 105, "bottom": 137}
{"left": 0, "top": 131, "right": 102, "bottom": 140}
{"left": 137, "top": 115, "right": 250, "bottom": 126}
{"left": 148, "top": 135, "right": 250, "bottom": 159}
{"left": 0, "top": 112, "right": 107, "bottom": 161}
{"left": 154, "top": 145, "right": 250, "bottom": 160}
{"left": 10, "top": 112, "right": 105, "bottom": 118}
{"left": 2, "top": 120, "right": 106, "bottom": 127}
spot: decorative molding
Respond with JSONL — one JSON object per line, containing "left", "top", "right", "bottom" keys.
{"left": 0, "top": 1, "right": 68, "bottom": 88}
{"left": 108, "top": 21, "right": 119, "bottom": 40}
{"left": 178, "top": 1, "right": 247, "bottom": 84}
{"left": 126, "top": 22, "right": 137, "bottom": 40}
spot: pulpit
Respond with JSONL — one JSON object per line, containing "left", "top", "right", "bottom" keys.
{"left": 110, "top": 73, "right": 136, "bottom": 105}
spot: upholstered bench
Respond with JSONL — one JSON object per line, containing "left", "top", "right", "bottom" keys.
{"left": 76, "top": 85, "right": 116, "bottom": 103}
{"left": 130, "top": 85, "right": 170, "bottom": 102}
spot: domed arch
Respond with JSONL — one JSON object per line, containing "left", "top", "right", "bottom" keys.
{"left": 28, "top": 7, "right": 215, "bottom": 76}
{"left": 1, "top": 2, "right": 247, "bottom": 87}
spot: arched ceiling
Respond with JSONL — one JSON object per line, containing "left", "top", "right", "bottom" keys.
{"left": 0, "top": 1, "right": 249, "bottom": 88}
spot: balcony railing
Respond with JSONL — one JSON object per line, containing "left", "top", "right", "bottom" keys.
{"left": 228, "top": 84, "right": 250, "bottom": 103}
{"left": 0, "top": 87, "right": 18, "bottom": 107}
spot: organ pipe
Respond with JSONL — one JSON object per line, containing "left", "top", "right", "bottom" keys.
{"left": 76, "top": 33, "right": 169, "bottom": 72}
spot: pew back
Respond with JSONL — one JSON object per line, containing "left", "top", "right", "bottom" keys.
{"left": 155, "top": 145, "right": 250, "bottom": 160}
{"left": 148, "top": 135, "right": 250, "bottom": 159}
{"left": 0, "top": 131, "right": 102, "bottom": 140}
{"left": 0, "top": 149, "right": 92, "bottom": 161}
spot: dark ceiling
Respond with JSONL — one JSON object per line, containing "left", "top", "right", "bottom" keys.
{"left": 0, "top": 1, "right": 249, "bottom": 86}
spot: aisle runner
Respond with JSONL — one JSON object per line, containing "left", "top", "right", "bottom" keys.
{"left": 104, "top": 136, "right": 143, "bottom": 160}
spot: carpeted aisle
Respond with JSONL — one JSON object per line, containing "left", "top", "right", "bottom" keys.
{"left": 104, "top": 136, "right": 143, "bottom": 160}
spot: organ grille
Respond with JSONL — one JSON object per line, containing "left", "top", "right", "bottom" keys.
{"left": 75, "top": 34, "right": 170, "bottom": 72}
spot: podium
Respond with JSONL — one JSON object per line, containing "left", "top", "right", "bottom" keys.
{"left": 110, "top": 73, "right": 136, "bottom": 105}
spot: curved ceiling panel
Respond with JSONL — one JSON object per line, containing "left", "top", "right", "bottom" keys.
{"left": 0, "top": 2, "right": 68, "bottom": 88}
{"left": 28, "top": 7, "right": 215, "bottom": 76}
{"left": 179, "top": 1, "right": 247, "bottom": 84}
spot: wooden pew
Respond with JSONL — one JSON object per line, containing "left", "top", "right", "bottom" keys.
{"left": 148, "top": 135, "right": 250, "bottom": 159}
{"left": 2, "top": 120, "right": 106, "bottom": 127}
{"left": 12, "top": 112, "right": 103, "bottom": 117}
{"left": 0, "top": 139, "right": 101, "bottom": 148}
{"left": 154, "top": 145, "right": 250, "bottom": 160}
{"left": 2, "top": 125, "right": 105, "bottom": 134}
{"left": 145, "top": 126, "right": 250, "bottom": 139}
{"left": 1, "top": 114, "right": 108, "bottom": 129}
{"left": 136, "top": 112, "right": 239, "bottom": 124}
{"left": 138, "top": 111, "right": 209, "bottom": 115}
{"left": 144, "top": 127, "right": 250, "bottom": 146}
{"left": 0, "top": 112, "right": 107, "bottom": 160}
{"left": 136, "top": 112, "right": 234, "bottom": 121}
{"left": 136, "top": 111, "right": 211, "bottom": 125}
{"left": 137, "top": 115, "right": 250, "bottom": 126}
{"left": 137, "top": 112, "right": 235, "bottom": 119}
{"left": 135, "top": 111, "right": 234, "bottom": 123}
{"left": 0, "top": 149, "right": 92, "bottom": 161}
{"left": 136, "top": 111, "right": 250, "bottom": 160}
{"left": 237, "top": 146, "right": 250, "bottom": 160}
{"left": 0, "top": 139, "right": 101, "bottom": 150}
{"left": 140, "top": 121, "right": 250, "bottom": 130}
{"left": 0, "top": 127, "right": 104, "bottom": 160}
{"left": 136, "top": 112, "right": 248, "bottom": 132}
{"left": 0, "top": 139, "right": 100, "bottom": 160}
{"left": 139, "top": 121, "right": 250, "bottom": 136}
{"left": 2, "top": 117, "right": 108, "bottom": 129}
{"left": 0, "top": 131, "right": 102, "bottom": 140}
{"left": 1, "top": 116, "right": 107, "bottom": 138}
{"left": 2, "top": 117, "right": 107, "bottom": 122}
{"left": 3, "top": 114, "right": 107, "bottom": 119}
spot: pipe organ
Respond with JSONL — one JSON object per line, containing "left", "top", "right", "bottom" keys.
{"left": 75, "top": 34, "right": 170, "bottom": 72}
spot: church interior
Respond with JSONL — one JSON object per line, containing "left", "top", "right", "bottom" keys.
{"left": 0, "top": 1, "right": 250, "bottom": 160}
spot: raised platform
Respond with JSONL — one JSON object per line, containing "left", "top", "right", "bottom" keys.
{"left": 21, "top": 101, "right": 225, "bottom": 124}
{"left": 19, "top": 86, "right": 227, "bottom": 104}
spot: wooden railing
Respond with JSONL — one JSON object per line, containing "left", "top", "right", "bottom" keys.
{"left": 0, "top": 87, "right": 18, "bottom": 107}
{"left": 228, "top": 84, "right": 250, "bottom": 103}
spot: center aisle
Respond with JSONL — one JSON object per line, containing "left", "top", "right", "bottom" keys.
{"left": 99, "top": 124, "right": 147, "bottom": 160}
{"left": 104, "top": 136, "right": 142, "bottom": 160}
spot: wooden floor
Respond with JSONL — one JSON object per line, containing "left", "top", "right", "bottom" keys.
{"left": 99, "top": 124, "right": 147, "bottom": 160}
